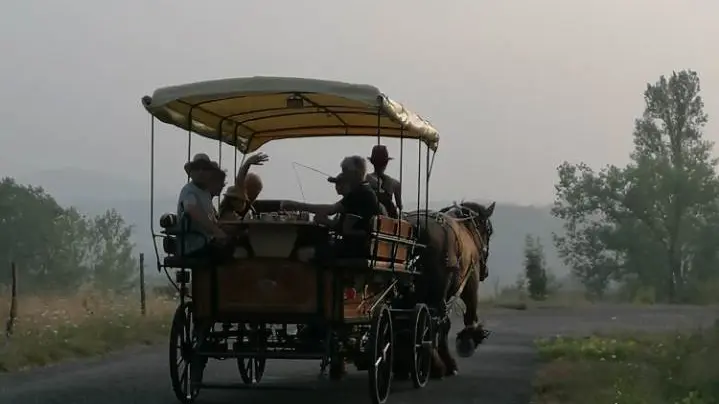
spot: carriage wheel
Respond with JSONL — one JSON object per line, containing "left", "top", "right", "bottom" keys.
{"left": 368, "top": 305, "right": 394, "bottom": 404}
{"left": 237, "top": 357, "right": 266, "bottom": 384}
{"left": 237, "top": 324, "right": 267, "bottom": 384}
{"left": 410, "top": 304, "right": 433, "bottom": 389}
{"left": 169, "top": 302, "right": 203, "bottom": 403}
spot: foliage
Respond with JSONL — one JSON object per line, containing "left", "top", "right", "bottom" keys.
{"left": 0, "top": 177, "right": 138, "bottom": 293}
{"left": 551, "top": 70, "right": 719, "bottom": 302}
{"left": 0, "top": 290, "right": 174, "bottom": 371}
{"left": 533, "top": 324, "right": 719, "bottom": 404}
{"left": 523, "top": 234, "right": 549, "bottom": 300}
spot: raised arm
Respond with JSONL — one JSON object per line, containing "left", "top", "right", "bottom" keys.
{"left": 234, "top": 152, "right": 269, "bottom": 187}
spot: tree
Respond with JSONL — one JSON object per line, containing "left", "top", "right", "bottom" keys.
{"left": 552, "top": 70, "right": 719, "bottom": 302}
{"left": 523, "top": 234, "right": 548, "bottom": 300}
{"left": 87, "top": 209, "right": 138, "bottom": 291}
{"left": 0, "top": 177, "right": 138, "bottom": 293}
{"left": 0, "top": 178, "right": 85, "bottom": 291}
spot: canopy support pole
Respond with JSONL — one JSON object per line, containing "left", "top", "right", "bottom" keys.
{"left": 398, "top": 126, "right": 404, "bottom": 217}
{"left": 424, "top": 145, "right": 430, "bottom": 230}
{"left": 186, "top": 106, "right": 196, "bottom": 183}
{"left": 149, "top": 116, "right": 161, "bottom": 272}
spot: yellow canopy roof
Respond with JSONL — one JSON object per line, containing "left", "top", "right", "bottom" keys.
{"left": 142, "top": 76, "right": 440, "bottom": 153}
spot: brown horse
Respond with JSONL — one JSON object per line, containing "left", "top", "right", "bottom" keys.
{"left": 404, "top": 201, "right": 495, "bottom": 377}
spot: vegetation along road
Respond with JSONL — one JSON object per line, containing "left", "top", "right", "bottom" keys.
{"left": 0, "top": 304, "right": 715, "bottom": 404}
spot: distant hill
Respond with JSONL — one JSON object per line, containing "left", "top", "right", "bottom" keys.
{"left": 14, "top": 168, "right": 570, "bottom": 292}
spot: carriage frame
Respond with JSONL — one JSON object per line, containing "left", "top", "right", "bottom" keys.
{"left": 142, "top": 76, "right": 442, "bottom": 404}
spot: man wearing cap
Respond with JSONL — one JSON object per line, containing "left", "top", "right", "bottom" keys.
{"left": 366, "top": 145, "right": 402, "bottom": 218}
{"left": 177, "top": 153, "right": 230, "bottom": 258}
{"left": 282, "top": 155, "right": 381, "bottom": 254}
{"left": 285, "top": 156, "right": 381, "bottom": 359}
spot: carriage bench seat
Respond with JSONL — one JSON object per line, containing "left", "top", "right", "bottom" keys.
{"left": 158, "top": 212, "right": 211, "bottom": 270}
{"left": 334, "top": 215, "right": 415, "bottom": 273}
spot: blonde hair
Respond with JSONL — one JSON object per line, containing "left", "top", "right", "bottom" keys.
{"left": 244, "top": 173, "right": 263, "bottom": 200}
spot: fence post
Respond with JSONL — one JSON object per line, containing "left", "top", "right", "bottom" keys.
{"left": 5, "top": 262, "right": 18, "bottom": 339}
{"left": 139, "top": 253, "right": 146, "bottom": 316}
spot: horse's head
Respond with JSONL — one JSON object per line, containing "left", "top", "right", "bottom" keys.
{"left": 448, "top": 201, "right": 496, "bottom": 280}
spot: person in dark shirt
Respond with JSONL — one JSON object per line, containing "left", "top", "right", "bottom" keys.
{"left": 366, "top": 145, "right": 402, "bottom": 218}
{"left": 284, "top": 156, "right": 382, "bottom": 352}
{"left": 281, "top": 156, "right": 381, "bottom": 249}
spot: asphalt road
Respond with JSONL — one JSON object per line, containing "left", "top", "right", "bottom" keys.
{"left": 0, "top": 305, "right": 716, "bottom": 404}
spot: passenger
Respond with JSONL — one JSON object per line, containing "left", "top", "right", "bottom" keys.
{"left": 366, "top": 145, "right": 402, "bottom": 218}
{"left": 241, "top": 172, "right": 264, "bottom": 218}
{"left": 217, "top": 153, "right": 268, "bottom": 220}
{"left": 290, "top": 157, "right": 381, "bottom": 358}
{"left": 282, "top": 155, "right": 381, "bottom": 255}
{"left": 329, "top": 172, "right": 349, "bottom": 196}
{"left": 320, "top": 172, "right": 351, "bottom": 228}
{"left": 218, "top": 185, "right": 245, "bottom": 221}
{"left": 177, "top": 153, "right": 231, "bottom": 260}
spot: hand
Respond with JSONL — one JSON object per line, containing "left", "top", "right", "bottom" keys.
{"left": 313, "top": 211, "right": 332, "bottom": 227}
{"left": 246, "top": 152, "right": 269, "bottom": 166}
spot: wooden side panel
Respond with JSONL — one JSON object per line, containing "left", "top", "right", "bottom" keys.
{"left": 397, "top": 220, "right": 413, "bottom": 238}
{"left": 343, "top": 300, "right": 364, "bottom": 319}
{"left": 370, "top": 240, "right": 409, "bottom": 262}
{"left": 191, "top": 259, "right": 338, "bottom": 319}
{"left": 372, "top": 216, "right": 413, "bottom": 239}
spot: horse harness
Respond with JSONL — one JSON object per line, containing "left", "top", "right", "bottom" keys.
{"left": 405, "top": 206, "right": 491, "bottom": 297}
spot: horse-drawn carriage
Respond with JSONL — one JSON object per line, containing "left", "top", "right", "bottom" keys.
{"left": 142, "top": 77, "right": 494, "bottom": 404}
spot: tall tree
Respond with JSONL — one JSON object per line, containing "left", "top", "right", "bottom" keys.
{"left": 0, "top": 178, "right": 82, "bottom": 290}
{"left": 523, "top": 234, "right": 549, "bottom": 300}
{"left": 88, "top": 209, "right": 138, "bottom": 291}
{"left": 0, "top": 177, "right": 138, "bottom": 293}
{"left": 552, "top": 70, "right": 719, "bottom": 302}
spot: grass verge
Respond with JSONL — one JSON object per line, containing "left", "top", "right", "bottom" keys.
{"left": 480, "top": 289, "right": 592, "bottom": 311}
{"left": 532, "top": 322, "right": 719, "bottom": 404}
{"left": 0, "top": 290, "right": 175, "bottom": 372}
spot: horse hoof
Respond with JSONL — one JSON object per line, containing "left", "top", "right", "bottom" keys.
{"left": 455, "top": 336, "right": 476, "bottom": 358}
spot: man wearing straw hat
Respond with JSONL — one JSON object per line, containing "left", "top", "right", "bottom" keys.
{"left": 177, "top": 153, "right": 231, "bottom": 258}
{"left": 366, "top": 145, "right": 401, "bottom": 218}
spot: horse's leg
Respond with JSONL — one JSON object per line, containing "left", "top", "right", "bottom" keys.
{"left": 455, "top": 269, "right": 490, "bottom": 357}
{"left": 420, "top": 245, "right": 451, "bottom": 379}
{"left": 437, "top": 317, "right": 458, "bottom": 376}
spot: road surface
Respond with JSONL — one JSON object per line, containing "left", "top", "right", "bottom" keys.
{"left": 0, "top": 305, "right": 715, "bottom": 404}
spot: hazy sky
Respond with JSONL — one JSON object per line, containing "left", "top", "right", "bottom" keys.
{"left": 2, "top": 0, "right": 718, "bottom": 205}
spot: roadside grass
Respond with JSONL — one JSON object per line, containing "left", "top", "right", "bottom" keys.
{"left": 532, "top": 322, "right": 719, "bottom": 404}
{"left": 0, "top": 289, "right": 175, "bottom": 372}
{"left": 480, "top": 289, "right": 591, "bottom": 311}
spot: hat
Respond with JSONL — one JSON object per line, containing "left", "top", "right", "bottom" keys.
{"left": 368, "top": 145, "right": 393, "bottom": 165}
{"left": 184, "top": 153, "right": 221, "bottom": 175}
{"left": 327, "top": 172, "right": 346, "bottom": 184}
